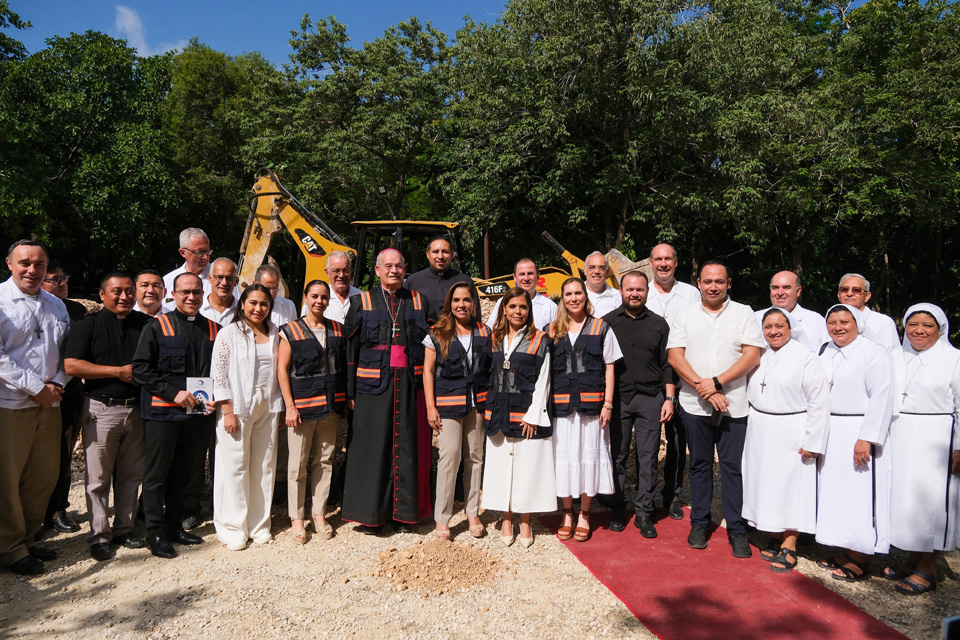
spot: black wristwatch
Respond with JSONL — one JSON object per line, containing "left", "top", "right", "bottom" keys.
{"left": 665, "top": 395, "right": 677, "bottom": 404}
{"left": 713, "top": 376, "right": 723, "bottom": 391}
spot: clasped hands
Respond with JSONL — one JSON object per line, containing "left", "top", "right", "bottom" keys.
{"left": 693, "top": 377, "right": 728, "bottom": 412}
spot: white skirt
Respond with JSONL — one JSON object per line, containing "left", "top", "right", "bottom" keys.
{"left": 481, "top": 431, "right": 557, "bottom": 513}
{"left": 890, "top": 413, "right": 959, "bottom": 552}
{"left": 742, "top": 409, "right": 819, "bottom": 534}
{"left": 553, "top": 412, "right": 615, "bottom": 498}
{"left": 816, "top": 415, "right": 891, "bottom": 555}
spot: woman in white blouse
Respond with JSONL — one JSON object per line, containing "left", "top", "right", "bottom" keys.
{"left": 742, "top": 308, "right": 829, "bottom": 572}
{"left": 211, "top": 284, "right": 283, "bottom": 551}
{"left": 887, "top": 303, "right": 960, "bottom": 595}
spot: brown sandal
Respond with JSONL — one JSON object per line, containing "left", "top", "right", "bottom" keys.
{"left": 574, "top": 511, "right": 591, "bottom": 542}
{"left": 557, "top": 508, "right": 574, "bottom": 541}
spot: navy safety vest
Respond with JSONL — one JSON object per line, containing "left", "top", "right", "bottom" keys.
{"left": 353, "top": 289, "right": 430, "bottom": 395}
{"left": 141, "top": 312, "right": 219, "bottom": 421}
{"left": 484, "top": 328, "right": 551, "bottom": 439}
{"left": 430, "top": 321, "right": 493, "bottom": 419}
{"left": 549, "top": 316, "right": 609, "bottom": 417}
{"left": 280, "top": 318, "right": 347, "bottom": 420}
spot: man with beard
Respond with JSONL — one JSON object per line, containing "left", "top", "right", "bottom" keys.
{"left": 403, "top": 236, "right": 479, "bottom": 312}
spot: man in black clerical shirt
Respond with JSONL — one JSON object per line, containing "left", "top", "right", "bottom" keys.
{"left": 64, "top": 272, "right": 150, "bottom": 561}
{"left": 402, "top": 236, "right": 479, "bottom": 312}
{"left": 603, "top": 271, "right": 675, "bottom": 537}
{"left": 132, "top": 273, "right": 219, "bottom": 559}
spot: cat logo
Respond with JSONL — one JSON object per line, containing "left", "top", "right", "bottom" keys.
{"left": 294, "top": 228, "right": 327, "bottom": 258}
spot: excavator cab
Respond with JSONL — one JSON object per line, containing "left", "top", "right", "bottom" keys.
{"left": 351, "top": 221, "right": 469, "bottom": 290}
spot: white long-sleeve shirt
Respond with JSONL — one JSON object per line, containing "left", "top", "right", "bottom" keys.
{"left": 211, "top": 322, "right": 283, "bottom": 418}
{"left": 0, "top": 278, "right": 70, "bottom": 409}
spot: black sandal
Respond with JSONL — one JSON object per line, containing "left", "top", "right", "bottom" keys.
{"left": 769, "top": 548, "right": 798, "bottom": 573}
{"left": 895, "top": 570, "right": 937, "bottom": 596}
{"left": 759, "top": 537, "right": 781, "bottom": 561}
{"left": 816, "top": 554, "right": 850, "bottom": 571}
{"left": 882, "top": 563, "right": 914, "bottom": 581}
{"left": 831, "top": 557, "right": 871, "bottom": 582}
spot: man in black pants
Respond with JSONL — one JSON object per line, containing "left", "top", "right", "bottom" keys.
{"left": 132, "top": 273, "right": 219, "bottom": 559}
{"left": 604, "top": 271, "right": 675, "bottom": 536}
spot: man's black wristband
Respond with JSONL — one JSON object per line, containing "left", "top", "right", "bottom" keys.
{"left": 713, "top": 376, "right": 723, "bottom": 391}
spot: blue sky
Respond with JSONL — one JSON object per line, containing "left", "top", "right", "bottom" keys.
{"left": 9, "top": 1, "right": 507, "bottom": 64}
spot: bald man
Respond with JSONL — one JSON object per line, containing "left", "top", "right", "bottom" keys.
{"left": 754, "top": 271, "right": 828, "bottom": 352}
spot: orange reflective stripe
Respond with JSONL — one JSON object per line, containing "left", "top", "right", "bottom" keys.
{"left": 295, "top": 396, "right": 328, "bottom": 408}
{"left": 476, "top": 392, "right": 487, "bottom": 403}
{"left": 509, "top": 412, "right": 525, "bottom": 422}
{"left": 588, "top": 317, "right": 601, "bottom": 336}
{"left": 151, "top": 396, "right": 178, "bottom": 407}
{"left": 331, "top": 322, "right": 342, "bottom": 337}
{"left": 475, "top": 322, "right": 488, "bottom": 337}
{"left": 208, "top": 320, "right": 218, "bottom": 341}
{"left": 157, "top": 314, "right": 174, "bottom": 337}
{"left": 414, "top": 366, "right": 424, "bottom": 376}
{"left": 334, "top": 392, "right": 347, "bottom": 401}
{"left": 288, "top": 321, "right": 306, "bottom": 341}
{"left": 412, "top": 292, "right": 422, "bottom": 311}
{"left": 357, "top": 367, "right": 379, "bottom": 378}
{"left": 580, "top": 392, "right": 604, "bottom": 401}
{"left": 484, "top": 410, "right": 492, "bottom": 421}
{"left": 361, "top": 291, "right": 372, "bottom": 311}
{"left": 552, "top": 394, "right": 571, "bottom": 403}
{"left": 436, "top": 396, "right": 466, "bottom": 405}
{"left": 527, "top": 330, "right": 545, "bottom": 354}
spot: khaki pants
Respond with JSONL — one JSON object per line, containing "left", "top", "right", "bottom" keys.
{"left": 0, "top": 406, "right": 61, "bottom": 566}
{"left": 434, "top": 409, "right": 485, "bottom": 526}
{"left": 287, "top": 414, "right": 339, "bottom": 520}
{"left": 82, "top": 399, "right": 145, "bottom": 544}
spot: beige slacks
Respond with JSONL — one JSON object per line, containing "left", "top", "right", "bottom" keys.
{"left": 0, "top": 406, "right": 61, "bottom": 566}
{"left": 434, "top": 409, "right": 485, "bottom": 526}
{"left": 287, "top": 414, "right": 339, "bottom": 520}
{"left": 82, "top": 399, "right": 145, "bottom": 544}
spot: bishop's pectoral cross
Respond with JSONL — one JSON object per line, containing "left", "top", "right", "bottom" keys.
{"left": 392, "top": 321, "right": 400, "bottom": 338}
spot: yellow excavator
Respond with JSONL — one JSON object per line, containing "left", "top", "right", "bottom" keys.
{"left": 238, "top": 168, "right": 650, "bottom": 299}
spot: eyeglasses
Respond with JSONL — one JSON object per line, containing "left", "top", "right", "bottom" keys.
{"left": 327, "top": 269, "right": 351, "bottom": 276}
{"left": 175, "top": 289, "right": 204, "bottom": 297}
{"left": 44, "top": 275, "right": 69, "bottom": 285}
{"left": 839, "top": 286, "right": 865, "bottom": 295}
{"left": 210, "top": 274, "right": 238, "bottom": 283}
{"left": 585, "top": 265, "right": 608, "bottom": 272}
{"left": 182, "top": 248, "right": 213, "bottom": 259}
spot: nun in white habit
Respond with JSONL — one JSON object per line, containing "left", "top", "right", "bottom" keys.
{"left": 887, "top": 303, "right": 960, "bottom": 595}
{"left": 742, "top": 307, "right": 830, "bottom": 572}
{"left": 816, "top": 303, "right": 896, "bottom": 581}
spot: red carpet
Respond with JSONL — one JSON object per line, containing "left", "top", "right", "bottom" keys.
{"left": 539, "top": 509, "right": 909, "bottom": 640}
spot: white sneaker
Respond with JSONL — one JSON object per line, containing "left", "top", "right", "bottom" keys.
{"left": 225, "top": 541, "right": 246, "bottom": 551}
{"left": 252, "top": 533, "right": 272, "bottom": 545}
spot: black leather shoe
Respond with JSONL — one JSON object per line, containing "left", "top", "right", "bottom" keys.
{"left": 28, "top": 544, "right": 58, "bottom": 561}
{"left": 90, "top": 543, "right": 113, "bottom": 561}
{"left": 361, "top": 525, "right": 383, "bottom": 535}
{"left": 635, "top": 515, "right": 658, "bottom": 539}
{"left": 688, "top": 525, "right": 709, "bottom": 549}
{"left": 608, "top": 507, "right": 628, "bottom": 532}
{"left": 729, "top": 533, "right": 752, "bottom": 558}
{"left": 391, "top": 520, "right": 413, "bottom": 534}
{"left": 51, "top": 515, "right": 81, "bottom": 533}
{"left": 181, "top": 515, "right": 201, "bottom": 531}
{"left": 172, "top": 529, "right": 203, "bottom": 545}
{"left": 7, "top": 555, "right": 44, "bottom": 576}
{"left": 146, "top": 536, "right": 177, "bottom": 559}
{"left": 667, "top": 497, "right": 684, "bottom": 520}
{"left": 111, "top": 532, "right": 146, "bottom": 549}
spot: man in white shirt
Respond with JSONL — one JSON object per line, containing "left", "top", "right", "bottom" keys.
{"left": 583, "top": 251, "right": 621, "bottom": 318}
{"left": 837, "top": 273, "right": 900, "bottom": 355}
{"left": 323, "top": 251, "right": 362, "bottom": 324}
{"left": 755, "top": 271, "right": 828, "bottom": 352}
{"left": 0, "top": 240, "right": 70, "bottom": 576}
{"left": 162, "top": 228, "right": 213, "bottom": 312}
{"left": 667, "top": 261, "right": 764, "bottom": 558}
{"left": 255, "top": 264, "right": 297, "bottom": 328}
{"left": 644, "top": 243, "right": 701, "bottom": 519}
{"left": 199, "top": 258, "right": 239, "bottom": 325}
{"left": 134, "top": 270, "right": 165, "bottom": 317}
{"left": 486, "top": 258, "right": 558, "bottom": 330}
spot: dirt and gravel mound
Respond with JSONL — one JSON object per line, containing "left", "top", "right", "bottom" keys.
{"left": 375, "top": 538, "right": 506, "bottom": 596}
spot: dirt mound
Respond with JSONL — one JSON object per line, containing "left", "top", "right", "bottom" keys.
{"left": 375, "top": 538, "right": 504, "bottom": 596}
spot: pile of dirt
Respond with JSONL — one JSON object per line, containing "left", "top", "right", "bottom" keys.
{"left": 375, "top": 538, "right": 504, "bottom": 596}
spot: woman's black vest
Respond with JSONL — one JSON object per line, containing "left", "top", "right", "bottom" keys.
{"left": 484, "top": 328, "right": 551, "bottom": 439}
{"left": 430, "top": 321, "right": 493, "bottom": 419}
{"left": 280, "top": 318, "right": 347, "bottom": 420}
{"left": 549, "top": 317, "right": 609, "bottom": 417}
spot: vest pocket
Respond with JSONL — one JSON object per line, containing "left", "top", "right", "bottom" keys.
{"left": 356, "top": 349, "right": 385, "bottom": 394}
{"left": 515, "top": 364, "right": 538, "bottom": 392}
{"left": 582, "top": 343, "right": 604, "bottom": 370}
{"left": 158, "top": 351, "right": 186, "bottom": 375}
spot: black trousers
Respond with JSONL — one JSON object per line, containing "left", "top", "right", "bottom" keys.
{"left": 661, "top": 411, "right": 687, "bottom": 504}
{"left": 610, "top": 393, "right": 664, "bottom": 515}
{"left": 681, "top": 409, "right": 748, "bottom": 535}
{"left": 143, "top": 416, "right": 212, "bottom": 539}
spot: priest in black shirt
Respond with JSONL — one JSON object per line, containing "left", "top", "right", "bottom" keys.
{"left": 402, "top": 236, "right": 479, "bottom": 312}
{"left": 64, "top": 272, "right": 151, "bottom": 561}
{"left": 603, "top": 271, "right": 675, "bottom": 537}
{"left": 132, "top": 273, "right": 219, "bottom": 559}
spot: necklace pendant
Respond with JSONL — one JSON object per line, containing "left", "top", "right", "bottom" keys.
{"left": 503, "top": 359, "right": 511, "bottom": 370}
{"left": 35, "top": 328, "right": 42, "bottom": 339}
{"left": 760, "top": 381, "right": 766, "bottom": 393}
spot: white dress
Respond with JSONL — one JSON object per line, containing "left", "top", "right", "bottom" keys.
{"left": 816, "top": 335, "right": 895, "bottom": 555}
{"left": 553, "top": 324, "right": 622, "bottom": 498}
{"left": 742, "top": 339, "right": 829, "bottom": 533}
{"left": 890, "top": 339, "right": 960, "bottom": 552}
{"left": 481, "top": 331, "right": 557, "bottom": 513}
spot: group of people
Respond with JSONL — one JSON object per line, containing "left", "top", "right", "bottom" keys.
{"left": 1, "top": 233, "right": 957, "bottom": 601}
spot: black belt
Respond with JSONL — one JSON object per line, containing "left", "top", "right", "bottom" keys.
{"left": 830, "top": 413, "right": 865, "bottom": 417}
{"left": 899, "top": 412, "right": 954, "bottom": 416}
{"left": 89, "top": 394, "right": 138, "bottom": 407}
{"left": 750, "top": 406, "right": 806, "bottom": 416}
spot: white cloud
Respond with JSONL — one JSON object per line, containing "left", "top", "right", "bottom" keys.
{"left": 115, "top": 6, "right": 187, "bottom": 56}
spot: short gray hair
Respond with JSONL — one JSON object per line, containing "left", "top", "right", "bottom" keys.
{"left": 326, "top": 251, "right": 351, "bottom": 268}
{"left": 585, "top": 251, "right": 609, "bottom": 271}
{"left": 179, "top": 228, "right": 209, "bottom": 248}
{"left": 838, "top": 273, "right": 870, "bottom": 292}
{"left": 211, "top": 257, "right": 237, "bottom": 272}
{"left": 375, "top": 248, "right": 405, "bottom": 268}
{"left": 255, "top": 264, "right": 280, "bottom": 282}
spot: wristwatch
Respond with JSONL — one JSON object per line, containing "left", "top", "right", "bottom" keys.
{"left": 665, "top": 396, "right": 677, "bottom": 404}
{"left": 713, "top": 376, "right": 723, "bottom": 391}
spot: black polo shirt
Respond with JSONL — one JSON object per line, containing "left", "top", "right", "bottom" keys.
{"left": 63, "top": 309, "right": 151, "bottom": 399}
{"left": 603, "top": 304, "right": 673, "bottom": 402}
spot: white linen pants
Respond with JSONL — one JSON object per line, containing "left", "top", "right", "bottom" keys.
{"left": 213, "top": 387, "right": 279, "bottom": 545}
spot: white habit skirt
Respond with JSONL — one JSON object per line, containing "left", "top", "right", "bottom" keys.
{"left": 553, "top": 412, "right": 615, "bottom": 498}
{"left": 816, "top": 415, "right": 891, "bottom": 555}
{"left": 890, "top": 413, "right": 959, "bottom": 552}
{"left": 481, "top": 431, "right": 557, "bottom": 513}
{"left": 742, "top": 408, "right": 818, "bottom": 534}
